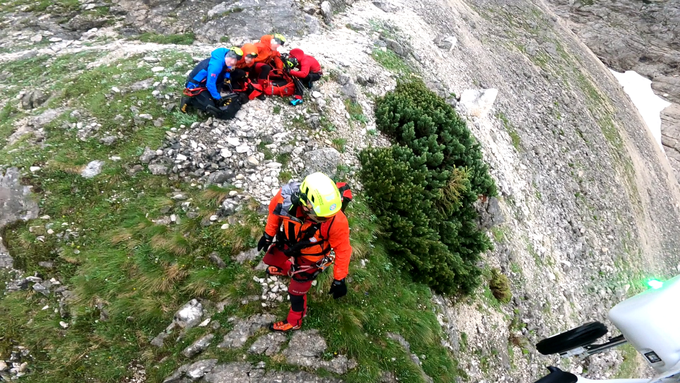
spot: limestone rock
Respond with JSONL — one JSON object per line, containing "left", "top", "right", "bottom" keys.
{"left": 81, "top": 161, "right": 104, "bottom": 178}
{"left": 20, "top": 90, "right": 49, "bottom": 109}
{"left": 163, "top": 359, "right": 218, "bottom": 383}
{"left": 476, "top": 197, "right": 505, "bottom": 229}
{"left": 100, "top": 136, "right": 117, "bottom": 146}
{"left": 182, "top": 334, "right": 214, "bottom": 358}
{"left": 174, "top": 299, "right": 203, "bottom": 329}
{"left": 0, "top": 167, "right": 41, "bottom": 266}
{"left": 65, "top": 14, "right": 108, "bottom": 31}
{"left": 283, "top": 330, "right": 357, "bottom": 374}
{"left": 201, "top": 361, "right": 342, "bottom": 383}
{"left": 139, "top": 147, "right": 156, "bottom": 163}
{"left": 149, "top": 164, "right": 168, "bottom": 175}
{"left": 209, "top": 252, "right": 227, "bottom": 269}
{"left": 248, "top": 332, "right": 287, "bottom": 356}
{"left": 301, "top": 148, "right": 342, "bottom": 177}
{"left": 206, "top": 170, "right": 232, "bottom": 186}
{"left": 662, "top": 104, "right": 680, "bottom": 182}
{"left": 320, "top": 1, "right": 333, "bottom": 23}
{"left": 234, "top": 248, "right": 259, "bottom": 264}
{"left": 458, "top": 88, "right": 498, "bottom": 117}
{"left": 217, "top": 314, "right": 275, "bottom": 349}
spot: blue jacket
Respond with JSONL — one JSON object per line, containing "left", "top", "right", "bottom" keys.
{"left": 185, "top": 48, "right": 234, "bottom": 100}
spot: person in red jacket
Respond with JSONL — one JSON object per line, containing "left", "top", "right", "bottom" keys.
{"left": 257, "top": 172, "right": 352, "bottom": 332}
{"left": 287, "top": 48, "right": 323, "bottom": 106}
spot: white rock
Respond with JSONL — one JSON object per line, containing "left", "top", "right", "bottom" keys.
{"left": 220, "top": 148, "right": 232, "bottom": 158}
{"left": 198, "top": 318, "right": 211, "bottom": 327}
{"left": 312, "top": 91, "right": 323, "bottom": 98}
{"left": 138, "top": 113, "right": 153, "bottom": 120}
{"left": 81, "top": 160, "right": 104, "bottom": 178}
{"left": 235, "top": 144, "right": 249, "bottom": 153}
{"left": 59, "top": 321, "right": 69, "bottom": 329}
{"left": 170, "top": 214, "right": 177, "bottom": 222}
{"left": 221, "top": 224, "right": 230, "bottom": 230}
{"left": 111, "top": 86, "right": 121, "bottom": 93}
{"left": 176, "top": 154, "right": 188, "bottom": 162}
{"left": 151, "top": 66, "right": 165, "bottom": 72}
{"left": 47, "top": 229, "right": 54, "bottom": 234}
{"left": 226, "top": 137, "right": 240, "bottom": 146}
{"left": 247, "top": 156, "right": 260, "bottom": 166}
{"left": 209, "top": 215, "right": 218, "bottom": 222}
{"left": 29, "top": 166, "right": 41, "bottom": 172}
{"left": 458, "top": 88, "right": 499, "bottom": 117}
{"left": 49, "top": 37, "right": 62, "bottom": 42}
{"left": 31, "top": 34, "right": 43, "bottom": 42}
{"left": 229, "top": 191, "right": 238, "bottom": 197}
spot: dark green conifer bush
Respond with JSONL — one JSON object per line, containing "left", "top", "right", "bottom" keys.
{"left": 359, "top": 79, "right": 497, "bottom": 294}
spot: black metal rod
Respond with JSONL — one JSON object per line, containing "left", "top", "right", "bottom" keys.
{"left": 583, "top": 335, "right": 628, "bottom": 357}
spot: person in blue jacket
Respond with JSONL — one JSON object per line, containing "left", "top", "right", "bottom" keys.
{"left": 180, "top": 47, "right": 243, "bottom": 117}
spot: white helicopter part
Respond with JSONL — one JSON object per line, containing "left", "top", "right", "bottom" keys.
{"left": 608, "top": 274, "right": 680, "bottom": 375}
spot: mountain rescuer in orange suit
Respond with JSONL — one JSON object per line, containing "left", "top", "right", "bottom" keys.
{"left": 252, "top": 34, "right": 286, "bottom": 87}
{"left": 257, "top": 172, "right": 353, "bottom": 332}
{"left": 231, "top": 43, "right": 264, "bottom": 100}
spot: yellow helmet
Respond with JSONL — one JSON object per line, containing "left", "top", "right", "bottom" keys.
{"left": 299, "top": 172, "right": 342, "bottom": 218}
{"left": 272, "top": 33, "right": 286, "bottom": 46}
{"left": 226, "top": 47, "right": 243, "bottom": 60}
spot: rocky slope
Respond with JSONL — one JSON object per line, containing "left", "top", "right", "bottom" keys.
{"left": 1, "top": 0, "right": 680, "bottom": 382}
{"left": 545, "top": 0, "right": 680, "bottom": 182}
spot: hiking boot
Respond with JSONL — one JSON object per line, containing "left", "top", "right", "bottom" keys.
{"left": 256, "top": 93, "right": 266, "bottom": 101}
{"left": 306, "top": 81, "right": 314, "bottom": 90}
{"left": 290, "top": 98, "right": 303, "bottom": 106}
{"left": 266, "top": 266, "right": 287, "bottom": 277}
{"left": 269, "top": 321, "right": 301, "bottom": 332}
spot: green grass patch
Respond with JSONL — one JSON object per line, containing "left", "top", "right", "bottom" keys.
{"left": 344, "top": 99, "right": 368, "bottom": 125}
{"left": 371, "top": 49, "right": 411, "bottom": 74}
{"left": 497, "top": 112, "right": 521, "bottom": 151}
{"left": 138, "top": 32, "right": 196, "bottom": 45}
{"left": 332, "top": 138, "right": 347, "bottom": 153}
{"left": 307, "top": 199, "right": 460, "bottom": 382}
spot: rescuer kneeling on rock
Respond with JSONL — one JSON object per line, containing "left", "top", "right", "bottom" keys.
{"left": 257, "top": 172, "right": 353, "bottom": 332}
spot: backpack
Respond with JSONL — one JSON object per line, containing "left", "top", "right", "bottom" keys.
{"left": 214, "top": 93, "right": 244, "bottom": 120}
{"left": 263, "top": 69, "right": 296, "bottom": 97}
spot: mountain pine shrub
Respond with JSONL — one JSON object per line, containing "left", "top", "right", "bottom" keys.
{"left": 359, "top": 79, "right": 497, "bottom": 294}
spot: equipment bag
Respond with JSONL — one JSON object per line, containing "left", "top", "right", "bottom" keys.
{"left": 263, "top": 69, "right": 296, "bottom": 97}
{"left": 214, "top": 93, "right": 242, "bottom": 120}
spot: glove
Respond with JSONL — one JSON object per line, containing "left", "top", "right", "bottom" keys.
{"left": 328, "top": 279, "right": 347, "bottom": 299}
{"left": 257, "top": 232, "right": 273, "bottom": 252}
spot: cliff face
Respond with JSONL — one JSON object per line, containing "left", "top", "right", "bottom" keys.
{"left": 1, "top": 0, "right": 680, "bottom": 382}
{"left": 545, "top": 0, "right": 680, "bottom": 181}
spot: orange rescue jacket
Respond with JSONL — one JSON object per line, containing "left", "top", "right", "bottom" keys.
{"left": 254, "top": 35, "right": 283, "bottom": 70}
{"left": 235, "top": 43, "right": 258, "bottom": 69}
{"left": 265, "top": 186, "right": 352, "bottom": 280}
